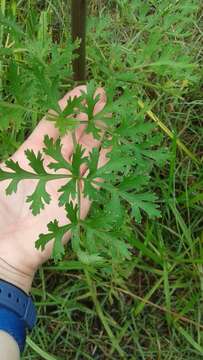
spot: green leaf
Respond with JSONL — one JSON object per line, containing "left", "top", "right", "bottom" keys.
{"left": 43, "top": 136, "right": 71, "bottom": 171}
{"left": 133, "top": 195, "right": 161, "bottom": 223}
{"left": 83, "top": 147, "right": 101, "bottom": 200}
{"left": 5, "top": 159, "right": 23, "bottom": 173}
{"left": 58, "top": 179, "right": 76, "bottom": 206}
{"left": 5, "top": 179, "right": 19, "bottom": 195}
{"left": 63, "top": 96, "right": 83, "bottom": 117}
{"left": 0, "top": 154, "right": 69, "bottom": 211}
{"left": 80, "top": 80, "right": 100, "bottom": 121}
{"left": 118, "top": 175, "right": 149, "bottom": 192}
{"left": 122, "top": 192, "right": 161, "bottom": 223}
{"left": 65, "top": 201, "right": 78, "bottom": 225}
{"left": 0, "top": 13, "right": 24, "bottom": 36}
{"left": 25, "top": 149, "right": 47, "bottom": 175}
{"left": 80, "top": 80, "right": 101, "bottom": 139}
{"left": 111, "top": 240, "right": 132, "bottom": 261}
{"left": 99, "top": 182, "right": 161, "bottom": 224}
{"left": 72, "top": 144, "right": 87, "bottom": 178}
{"left": 52, "top": 95, "right": 84, "bottom": 135}
{"left": 77, "top": 250, "right": 105, "bottom": 265}
{"left": 0, "top": 160, "right": 32, "bottom": 194}
{"left": 35, "top": 220, "right": 71, "bottom": 261}
{"left": 96, "top": 152, "right": 133, "bottom": 176}
{"left": 83, "top": 178, "right": 98, "bottom": 200}
{"left": 142, "top": 149, "right": 168, "bottom": 165}
{"left": 86, "top": 147, "right": 100, "bottom": 176}
{"left": 105, "top": 193, "right": 123, "bottom": 225}
{"left": 0, "top": 104, "right": 24, "bottom": 131}
{"left": 71, "top": 225, "right": 81, "bottom": 253}
{"left": 26, "top": 180, "right": 51, "bottom": 215}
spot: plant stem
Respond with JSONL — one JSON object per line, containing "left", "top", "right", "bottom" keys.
{"left": 0, "top": 172, "right": 72, "bottom": 181}
{"left": 71, "top": 0, "right": 87, "bottom": 82}
{"left": 70, "top": 130, "right": 123, "bottom": 355}
{"left": 71, "top": 130, "right": 81, "bottom": 218}
{"left": 71, "top": 6, "right": 123, "bottom": 354}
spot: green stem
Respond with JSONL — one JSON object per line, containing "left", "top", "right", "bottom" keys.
{"left": 71, "top": 130, "right": 81, "bottom": 231}
{"left": 72, "top": 130, "right": 77, "bottom": 148}
{"left": 0, "top": 172, "right": 72, "bottom": 181}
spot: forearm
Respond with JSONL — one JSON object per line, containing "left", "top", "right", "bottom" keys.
{"left": 0, "top": 331, "right": 20, "bottom": 360}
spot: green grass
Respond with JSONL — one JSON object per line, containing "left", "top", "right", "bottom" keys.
{"left": 0, "top": 0, "right": 203, "bottom": 358}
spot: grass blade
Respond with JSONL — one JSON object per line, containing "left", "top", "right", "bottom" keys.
{"left": 138, "top": 100, "right": 201, "bottom": 165}
{"left": 175, "top": 324, "right": 203, "bottom": 355}
{"left": 26, "top": 337, "right": 61, "bottom": 360}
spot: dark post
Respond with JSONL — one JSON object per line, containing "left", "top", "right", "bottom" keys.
{"left": 71, "top": 0, "right": 87, "bottom": 82}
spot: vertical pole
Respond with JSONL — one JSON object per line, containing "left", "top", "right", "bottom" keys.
{"left": 71, "top": 0, "right": 87, "bottom": 82}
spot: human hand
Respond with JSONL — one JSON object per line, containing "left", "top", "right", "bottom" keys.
{"left": 0, "top": 86, "right": 108, "bottom": 293}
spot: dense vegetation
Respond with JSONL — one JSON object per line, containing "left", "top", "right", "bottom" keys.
{"left": 0, "top": 0, "right": 202, "bottom": 358}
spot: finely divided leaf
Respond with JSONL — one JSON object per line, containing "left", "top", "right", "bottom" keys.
{"left": 83, "top": 147, "right": 100, "bottom": 200}
{"left": 58, "top": 179, "right": 76, "bottom": 205}
{"left": 0, "top": 159, "right": 32, "bottom": 195}
{"left": 118, "top": 175, "right": 150, "bottom": 192}
{"left": 77, "top": 250, "right": 105, "bottom": 265}
{"left": 72, "top": 144, "right": 87, "bottom": 178}
{"left": 86, "top": 147, "right": 100, "bottom": 177}
{"left": 53, "top": 95, "right": 84, "bottom": 135}
{"left": 26, "top": 180, "right": 51, "bottom": 215}
{"left": 43, "top": 135, "right": 72, "bottom": 171}
{"left": 36, "top": 220, "right": 71, "bottom": 262}
{"left": 65, "top": 201, "right": 78, "bottom": 225}
{"left": 80, "top": 80, "right": 101, "bottom": 139}
{"left": 25, "top": 149, "right": 47, "bottom": 175}
{"left": 122, "top": 192, "right": 161, "bottom": 223}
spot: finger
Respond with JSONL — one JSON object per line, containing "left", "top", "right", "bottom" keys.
{"left": 13, "top": 85, "right": 87, "bottom": 159}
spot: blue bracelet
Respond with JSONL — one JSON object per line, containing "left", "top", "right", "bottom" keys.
{"left": 0, "top": 279, "right": 37, "bottom": 353}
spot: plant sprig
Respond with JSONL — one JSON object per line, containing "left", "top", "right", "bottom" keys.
{"left": 0, "top": 81, "right": 166, "bottom": 261}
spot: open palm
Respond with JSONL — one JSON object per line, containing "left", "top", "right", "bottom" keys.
{"left": 0, "top": 86, "right": 108, "bottom": 291}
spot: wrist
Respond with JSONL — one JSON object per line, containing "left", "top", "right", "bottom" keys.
{"left": 0, "top": 258, "right": 34, "bottom": 294}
